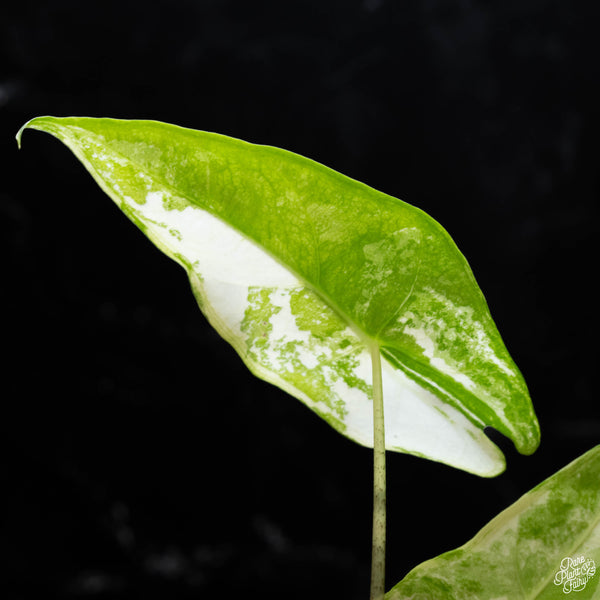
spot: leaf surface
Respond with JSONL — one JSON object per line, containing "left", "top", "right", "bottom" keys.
{"left": 17, "top": 116, "right": 539, "bottom": 476}
{"left": 387, "top": 445, "right": 600, "bottom": 599}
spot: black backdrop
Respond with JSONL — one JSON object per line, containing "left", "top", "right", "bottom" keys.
{"left": 2, "top": 1, "right": 599, "bottom": 598}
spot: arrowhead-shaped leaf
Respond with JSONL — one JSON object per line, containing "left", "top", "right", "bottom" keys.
{"left": 387, "top": 445, "right": 600, "bottom": 599}
{"left": 17, "top": 116, "right": 539, "bottom": 476}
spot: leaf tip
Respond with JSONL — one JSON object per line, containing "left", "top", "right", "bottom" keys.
{"left": 516, "top": 417, "right": 541, "bottom": 458}
{"left": 16, "top": 115, "right": 59, "bottom": 149}
{"left": 15, "top": 121, "right": 29, "bottom": 150}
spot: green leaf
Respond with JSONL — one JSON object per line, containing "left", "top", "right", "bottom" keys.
{"left": 17, "top": 116, "right": 539, "bottom": 476}
{"left": 387, "top": 445, "right": 600, "bottom": 599}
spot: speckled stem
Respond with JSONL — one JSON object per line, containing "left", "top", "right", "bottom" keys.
{"left": 370, "top": 342, "right": 386, "bottom": 600}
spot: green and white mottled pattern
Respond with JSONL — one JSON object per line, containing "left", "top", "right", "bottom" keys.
{"left": 17, "top": 116, "right": 540, "bottom": 476}
{"left": 387, "top": 445, "right": 600, "bottom": 599}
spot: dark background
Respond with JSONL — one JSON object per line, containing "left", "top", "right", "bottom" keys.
{"left": 2, "top": 1, "right": 599, "bottom": 598}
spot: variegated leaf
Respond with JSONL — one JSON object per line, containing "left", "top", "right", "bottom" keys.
{"left": 387, "top": 445, "right": 600, "bottom": 599}
{"left": 17, "top": 116, "right": 539, "bottom": 476}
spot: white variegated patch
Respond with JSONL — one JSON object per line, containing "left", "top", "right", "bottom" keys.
{"left": 107, "top": 185, "right": 505, "bottom": 476}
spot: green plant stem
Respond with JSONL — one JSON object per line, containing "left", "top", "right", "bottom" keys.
{"left": 370, "top": 342, "right": 386, "bottom": 600}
